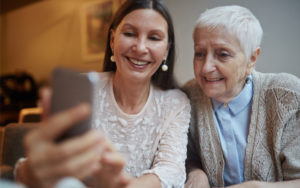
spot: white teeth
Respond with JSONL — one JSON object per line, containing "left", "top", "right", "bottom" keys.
{"left": 206, "top": 77, "right": 222, "bottom": 81}
{"left": 129, "top": 58, "right": 148, "bottom": 65}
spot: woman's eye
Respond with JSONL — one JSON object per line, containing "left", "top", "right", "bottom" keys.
{"left": 123, "top": 32, "right": 136, "bottom": 37}
{"left": 149, "top": 36, "right": 161, "bottom": 41}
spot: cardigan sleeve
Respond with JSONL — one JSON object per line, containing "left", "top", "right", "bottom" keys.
{"left": 186, "top": 120, "right": 203, "bottom": 173}
{"left": 182, "top": 80, "right": 204, "bottom": 173}
{"left": 280, "top": 98, "right": 300, "bottom": 180}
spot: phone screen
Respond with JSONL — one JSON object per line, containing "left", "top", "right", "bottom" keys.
{"left": 51, "top": 67, "right": 98, "bottom": 142}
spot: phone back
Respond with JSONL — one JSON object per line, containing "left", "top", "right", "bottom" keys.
{"left": 51, "top": 67, "right": 97, "bottom": 142}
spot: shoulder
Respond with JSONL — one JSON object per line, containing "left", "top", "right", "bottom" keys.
{"left": 181, "top": 79, "right": 199, "bottom": 94}
{"left": 253, "top": 71, "right": 300, "bottom": 115}
{"left": 83, "top": 71, "right": 112, "bottom": 82}
{"left": 181, "top": 79, "right": 206, "bottom": 103}
{"left": 253, "top": 71, "right": 300, "bottom": 94}
{"left": 87, "top": 71, "right": 113, "bottom": 89}
{"left": 97, "top": 71, "right": 113, "bottom": 82}
{"left": 166, "top": 88, "right": 190, "bottom": 102}
{"left": 157, "top": 87, "right": 190, "bottom": 103}
{"left": 153, "top": 87, "right": 190, "bottom": 110}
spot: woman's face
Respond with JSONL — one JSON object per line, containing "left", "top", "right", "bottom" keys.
{"left": 110, "top": 9, "right": 169, "bottom": 83}
{"left": 193, "top": 27, "right": 255, "bottom": 103}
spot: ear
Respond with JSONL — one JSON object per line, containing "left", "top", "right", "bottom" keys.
{"left": 246, "top": 47, "right": 261, "bottom": 75}
{"left": 110, "top": 29, "right": 115, "bottom": 53}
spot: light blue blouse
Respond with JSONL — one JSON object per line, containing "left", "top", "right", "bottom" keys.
{"left": 211, "top": 76, "right": 253, "bottom": 186}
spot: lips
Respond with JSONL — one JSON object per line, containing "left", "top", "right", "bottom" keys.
{"left": 128, "top": 57, "right": 150, "bottom": 66}
{"left": 204, "top": 77, "right": 224, "bottom": 82}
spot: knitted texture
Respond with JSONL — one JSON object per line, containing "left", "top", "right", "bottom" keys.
{"left": 183, "top": 71, "right": 300, "bottom": 187}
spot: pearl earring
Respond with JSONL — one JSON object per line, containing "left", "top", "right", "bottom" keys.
{"left": 161, "top": 60, "right": 168, "bottom": 71}
{"left": 110, "top": 55, "right": 115, "bottom": 62}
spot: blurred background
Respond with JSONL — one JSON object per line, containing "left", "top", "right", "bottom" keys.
{"left": 0, "top": 0, "right": 300, "bottom": 125}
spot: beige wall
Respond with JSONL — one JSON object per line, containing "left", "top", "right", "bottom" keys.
{"left": 0, "top": 0, "right": 106, "bottom": 84}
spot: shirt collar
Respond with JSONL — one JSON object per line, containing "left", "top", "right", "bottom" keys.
{"left": 211, "top": 75, "right": 253, "bottom": 115}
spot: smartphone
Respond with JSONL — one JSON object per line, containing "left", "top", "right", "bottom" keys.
{"left": 50, "top": 67, "right": 98, "bottom": 142}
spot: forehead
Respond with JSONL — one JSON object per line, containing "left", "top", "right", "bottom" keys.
{"left": 193, "top": 26, "right": 241, "bottom": 49}
{"left": 118, "top": 9, "right": 168, "bottom": 31}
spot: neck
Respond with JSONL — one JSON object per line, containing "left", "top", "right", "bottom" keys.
{"left": 112, "top": 74, "right": 151, "bottom": 114}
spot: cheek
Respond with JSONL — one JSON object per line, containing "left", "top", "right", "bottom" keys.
{"left": 114, "top": 36, "right": 130, "bottom": 52}
{"left": 152, "top": 43, "right": 168, "bottom": 60}
{"left": 235, "top": 64, "right": 248, "bottom": 80}
{"left": 193, "top": 61, "right": 201, "bottom": 74}
{"left": 193, "top": 61, "right": 202, "bottom": 80}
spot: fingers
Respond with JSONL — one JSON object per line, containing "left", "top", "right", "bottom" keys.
{"left": 40, "top": 130, "right": 105, "bottom": 164}
{"left": 101, "top": 151, "right": 126, "bottom": 174}
{"left": 91, "top": 151, "right": 128, "bottom": 188}
{"left": 38, "top": 144, "right": 102, "bottom": 180}
{"left": 23, "top": 100, "right": 130, "bottom": 188}
{"left": 27, "top": 103, "right": 91, "bottom": 145}
{"left": 24, "top": 130, "right": 107, "bottom": 187}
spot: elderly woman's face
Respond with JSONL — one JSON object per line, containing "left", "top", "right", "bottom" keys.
{"left": 193, "top": 27, "right": 253, "bottom": 103}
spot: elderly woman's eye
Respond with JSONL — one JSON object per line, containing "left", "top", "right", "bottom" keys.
{"left": 219, "top": 51, "right": 230, "bottom": 58}
{"left": 195, "top": 52, "right": 204, "bottom": 58}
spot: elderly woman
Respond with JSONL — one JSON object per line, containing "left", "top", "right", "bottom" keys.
{"left": 183, "top": 5, "right": 300, "bottom": 188}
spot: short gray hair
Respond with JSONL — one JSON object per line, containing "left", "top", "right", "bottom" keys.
{"left": 194, "top": 5, "right": 263, "bottom": 60}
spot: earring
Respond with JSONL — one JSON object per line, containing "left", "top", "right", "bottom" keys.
{"left": 245, "top": 75, "right": 251, "bottom": 84}
{"left": 110, "top": 55, "right": 115, "bottom": 62}
{"left": 161, "top": 60, "right": 168, "bottom": 71}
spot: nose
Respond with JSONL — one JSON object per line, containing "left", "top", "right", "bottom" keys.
{"left": 202, "top": 54, "right": 216, "bottom": 73}
{"left": 133, "top": 37, "right": 148, "bottom": 54}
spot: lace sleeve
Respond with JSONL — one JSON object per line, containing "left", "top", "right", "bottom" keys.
{"left": 142, "top": 94, "right": 191, "bottom": 188}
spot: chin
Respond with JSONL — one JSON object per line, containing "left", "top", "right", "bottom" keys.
{"left": 203, "top": 90, "right": 221, "bottom": 99}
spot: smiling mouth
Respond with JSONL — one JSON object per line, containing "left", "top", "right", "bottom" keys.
{"left": 128, "top": 57, "right": 150, "bottom": 66}
{"left": 204, "top": 77, "right": 224, "bottom": 82}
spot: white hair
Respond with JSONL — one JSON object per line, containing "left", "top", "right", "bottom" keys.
{"left": 194, "top": 5, "right": 263, "bottom": 60}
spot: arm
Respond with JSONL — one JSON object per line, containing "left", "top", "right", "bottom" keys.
{"left": 126, "top": 174, "right": 161, "bottom": 188}
{"left": 185, "top": 131, "right": 210, "bottom": 188}
{"left": 16, "top": 104, "right": 105, "bottom": 188}
{"left": 85, "top": 142, "right": 131, "bottom": 188}
{"left": 185, "top": 168, "right": 210, "bottom": 188}
{"left": 16, "top": 88, "right": 130, "bottom": 188}
{"left": 140, "top": 95, "right": 191, "bottom": 188}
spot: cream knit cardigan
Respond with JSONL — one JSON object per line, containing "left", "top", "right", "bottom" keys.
{"left": 183, "top": 70, "right": 300, "bottom": 187}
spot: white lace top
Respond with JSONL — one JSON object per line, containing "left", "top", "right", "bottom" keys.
{"left": 91, "top": 72, "right": 191, "bottom": 188}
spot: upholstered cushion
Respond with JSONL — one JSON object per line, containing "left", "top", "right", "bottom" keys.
{"left": 0, "top": 123, "right": 37, "bottom": 180}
